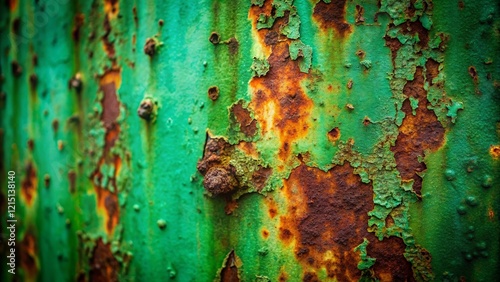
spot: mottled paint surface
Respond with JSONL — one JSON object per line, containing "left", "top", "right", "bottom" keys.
{"left": 0, "top": 0, "right": 499, "bottom": 281}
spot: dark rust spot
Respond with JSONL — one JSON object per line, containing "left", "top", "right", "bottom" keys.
{"left": 391, "top": 67, "right": 445, "bottom": 196}
{"left": 208, "top": 86, "right": 220, "bottom": 101}
{"left": 327, "top": 127, "right": 340, "bottom": 142}
{"left": 355, "top": 5, "right": 365, "bottom": 24}
{"left": 355, "top": 50, "right": 365, "bottom": 59}
{"left": 19, "top": 233, "right": 38, "bottom": 278}
{"left": 458, "top": 1, "right": 464, "bottom": 9}
{"left": 220, "top": 251, "right": 240, "bottom": 282}
{"left": 313, "top": 0, "right": 351, "bottom": 36}
{"left": 158, "top": 19, "right": 164, "bottom": 26}
{"left": 137, "top": 99, "right": 154, "bottom": 120}
{"left": 68, "top": 170, "right": 76, "bottom": 193}
{"left": 468, "top": 66, "right": 478, "bottom": 83}
{"left": 228, "top": 37, "right": 239, "bottom": 55}
{"left": 363, "top": 116, "right": 371, "bottom": 126}
{"left": 89, "top": 239, "right": 119, "bottom": 282}
{"left": 32, "top": 54, "right": 38, "bottom": 66}
{"left": 262, "top": 229, "right": 270, "bottom": 238}
{"left": 11, "top": 61, "right": 22, "bottom": 77}
{"left": 347, "top": 79, "right": 353, "bottom": 89}
{"left": 143, "top": 38, "right": 156, "bottom": 56}
{"left": 72, "top": 13, "right": 85, "bottom": 42}
{"left": 12, "top": 17, "right": 20, "bottom": 34}
{"left": 52, "top": 119, "right": 59, "bottom": 133}
{"left": 44, "top": 174, "right": 50, "bottom": 188}
{"left": 303, "top": 272, "right": 320, "bottom": 282}
{"left": 21, "top": 162, "right": 37, "bottom": 205}
{"left": 402, "top": 20, "right": 429, "bottom": 49}
{"left": 231, "top": 101, "right": 258, "bottom": 137}
{"left": 209, "top": 32, "right": 220, "bottom": 44}
{"left": 29, "top": 74, "right": 38, "bottom": 88}
{"left": 27, "top": 139, "right": 34, "bottom": 151}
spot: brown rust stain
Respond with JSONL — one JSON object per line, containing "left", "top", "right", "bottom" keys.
{"left": 425, "top": 59, "right": 440, "bottom": 85}
{"left": 8, "top": 0, "right": 18, "bottom": 11}
{"left": 220, "top": 251, "right": 240, "bottom": 282}
{"left": 21, "top": 162, "right": 37, "bottom": 205}
{"left": 468, "top": 66, "right": 478, "bottom": 83}
{"left": 262, "top": 229, "right": 270, "bottom": 239}
{"left": 231, "top": 102, "right": 258, "bottom": 137}
{"left": 279, "top": 163, "right": 415, "bottom": 281}
{"left": 19, "top": 232, "right": 39, "bottom": 278}
{"left": 303, "top": 272, "right": 320, "bottom": 282}
{"left": 265, "top": 196, "right": 278, "bottom": 219}
{"left": 102, "top": 16, "right": 116, "bottom": 60}
{"left": 391, "top": 67, "right": 445, "bottom": 196}
{"left": 208, "top": 86, "right": 220, "bottom": 101}
{"left": 313, "top": 0, "right": 351, "bottom": 36}
{"left": 68, "top": 170, "right": 77, "bottom": 193}
{"left": 100, "top": 70, "right": 121, "bottom": 129}
{"left": 90, "top": 239, "right": 119, "bottom": 282}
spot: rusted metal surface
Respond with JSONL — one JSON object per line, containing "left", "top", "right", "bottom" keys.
{"left": 1, "top": 0, "right": 499, "bottom": 281}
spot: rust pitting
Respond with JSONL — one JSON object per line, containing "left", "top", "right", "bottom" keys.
{"left": 227, "top": 37, "right": 239, "bottom": 55}
{"left": 327, "top": 127, "right": 340, "bottom": 142}
{"left": 208, "top": 86, "right": 220, "bottom": 101}
{"left": 11, "top": 61, "right": 22, "bottom": 77}
{"left": 252, "top": 167, "right": 272, "bottom": 191}
{"left": 313, "top": 0, "right": 351, "bottom": 36}
{"left": 391, "top": 67, "right": 445, "bottom": 196}
{"left": 230, "top": 101, "right": 258, "bottom": 137}
{"left": 468, "top": 66, "right": 478, "bottom": 83}
{"left": 89, "top": 238, "right": 119, "bottom": 282}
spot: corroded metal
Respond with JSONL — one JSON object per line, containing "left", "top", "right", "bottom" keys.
{"left": 1, "top": 0, "right": 499, "bottom": 281}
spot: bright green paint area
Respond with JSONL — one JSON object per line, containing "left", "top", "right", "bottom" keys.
{"left": 1, "top": 0, "right": 499, "bottom": 282}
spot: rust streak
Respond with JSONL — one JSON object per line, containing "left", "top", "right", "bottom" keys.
{"left": 19, "top": 233, "right": 38, "bottom": 278}
{"left": 231, "top": 101, "right": 258, "bottom": 137}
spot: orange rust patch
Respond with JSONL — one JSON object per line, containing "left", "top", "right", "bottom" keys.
{"left": 236, "top": 141, "right": 258, "bottom": 159}
{"left": 90, "top": 239, "right": 119, "bottom": 282}
{"left": 102, "top": 16, "right": 116, "bottom": 60}
{"left": 104, "top": 0, "right": 119, "bottom": 18}
{"left": 249, "top": 42, "right": 313, "bottom": 161}
{"left": 488, "top": 208, "right": 495, "bottom": 221}
{"left": 490, "top": 145, "right": 500, "bottom": 159}
{"left": 279, "top": 163, "right": 415, "bottom": 281}
{"left": 21, "top": 162, "right": 37, "bottom": 205}
{"left": 220, "top": 251, "right": 240, "bottom": 282}
{"left": 19, "top": 233, "right": 39, "bottom": 278}
{"left": 231, "top": 101, "right": 258, "bottom": 137}
{"left": 278, "top": 270, "right": 289, "bottom": 282}
{"left": 327, "top": 127, "right": 340, "bottom": 142}
{"left": 96, "top": 188, "right": 119, "bottom": 235}
{"left": 391, "top": 67, "right": 445, "bottom": 196}
{"left": 313, "top": 0, "right": 351, "bottom": 36}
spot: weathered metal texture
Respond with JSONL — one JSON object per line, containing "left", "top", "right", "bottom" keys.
{"left": 0, "top": 0, "right": 499, "bottom": 281}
